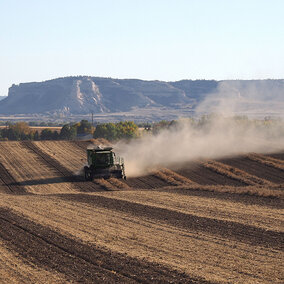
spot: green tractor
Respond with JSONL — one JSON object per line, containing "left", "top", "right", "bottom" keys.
{"left": 84, "top": 146, "right": 126, "bottom": 181}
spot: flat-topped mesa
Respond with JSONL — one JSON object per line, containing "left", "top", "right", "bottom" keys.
{"left": 0, "top": 77, "right": 283, "bottom": 116}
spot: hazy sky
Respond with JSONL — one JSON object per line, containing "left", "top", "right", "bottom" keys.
{"left": 0, "top": 0, "right": 283, "bottom": 96}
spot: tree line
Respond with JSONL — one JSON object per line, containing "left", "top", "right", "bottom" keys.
{"left": 0, "top": 120, "right": 139, "bottom": 141}
{"left": 2, "top": 116, "right": 282, "bottom": 141}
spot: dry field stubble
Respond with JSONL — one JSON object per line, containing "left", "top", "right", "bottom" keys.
{"left": 0, "top": 141, "right": 283, "bottom": 283}
{"left": 0, "top": 239, "right": 67, "bottom": 283}
{"left": 247, "top": 153, "right": 284, "bottom": 170}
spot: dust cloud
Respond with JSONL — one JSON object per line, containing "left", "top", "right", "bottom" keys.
{"left": 116, "top": 82, "right": 284, "bottom": 177}
{"left": 196, "top": 80, "right": 284, "bottom": 117}
{"left": 116, "top": 118, "right": 284, "bottom": 177}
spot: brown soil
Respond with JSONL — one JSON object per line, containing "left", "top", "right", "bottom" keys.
{"left": 248, "top": 153, "right": 284, "bottom": 170}
{"left": 173, "top": 162, "right": 246, "bottom": 186}
{"left": 0, "top": 162, "right": 26, "bottom": 194}
{"left": 0, "top": 141, "right": 283, "bottom": 283}
{"left": 219, "top": 156, "right": 284, "bottom": 184}
{"left": 266, "top": 151, "right": 284, "bottom": 161}
{"left": 21, "top": 141, "right": 104, "bottom": 193}
{"left": 58, "top": 193, "right": 283, "bottom": 250}
{"left": 125, "top": 174, "right": 170, "bottom": 188}
{"left": 0, "top": 207, "right": 203, "bottom": 283}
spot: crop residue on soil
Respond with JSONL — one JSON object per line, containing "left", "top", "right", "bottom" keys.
{"left": 0, "top": 140, "right": 283, "bottom": 283}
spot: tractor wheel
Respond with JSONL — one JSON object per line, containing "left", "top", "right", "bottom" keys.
{"left": 84, "top": 167, "right": 93, "bottom": 181}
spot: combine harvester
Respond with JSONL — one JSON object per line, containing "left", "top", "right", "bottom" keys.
{"left": 84, "top": 146, "right": 126, "bottom": 180}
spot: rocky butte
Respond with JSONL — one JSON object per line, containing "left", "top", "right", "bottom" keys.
{"left": 0, "top": 77, "right": 283, "bottom": 120}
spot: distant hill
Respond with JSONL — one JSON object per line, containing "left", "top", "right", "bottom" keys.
{"left": 0, "top": 77, "right": 283, "bottom": 119}
{"left": 0, "top": 77, "right": 216, "bottom": 115}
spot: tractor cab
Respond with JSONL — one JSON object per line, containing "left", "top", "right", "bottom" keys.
{"left": 87, "top": 147, "right": 114, "bottom": 168}
{"left": 84, "top": 146, "right": 126, "bottom": 180}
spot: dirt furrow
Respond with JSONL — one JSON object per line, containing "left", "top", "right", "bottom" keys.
{"left": 90, "top": 178, "right": 130, "bottom": 192}
{"left": 174, "top": 162, "right": 245, "bottom": 186}
{"left": 73, "top": 141, "right": 88, "bottom": 150}
{"left": 108, "top": 178, "right": 131, "bottom": 190}
{"left": 0, "top": 240, "right": 67, "bottom": 283}
{"left": 2, "top": 193, "right": 282, "bottom": 283}
{"left": 152, "top": 184, "right": 284, "bottom": 208}
{"left": 124, "top": 177, "right": 149, "bottom": 188}
{"left": 21, "top": 141, "right": 103, "bottom": 192}
{"left": 34, "top": 141, "right": 86, "bottom": 172}
{"left": 92, "top": 178, "right": 119, "bottom": 191}
{"left": 0, "top": 142, "right": 79, "bottom": 194}
{"left": 154, "top": 171, "right": 183, "bottom": 186}
{"left": 89, "top": 190, "right": 283, "bottom": 232}
{"left": 219, "top": 156, "right": 284, "bottom": 184}
{"left": 266, "top": 152, "right": 284, "bottom": 161}
{"left": 0, "top": 162, "right": 26, "bottom": 194}
{"left": 125, "top": 175, "right": 169, "bottom": 189}
{"left": 247, "top": 153, "right": 284, "bottom": 170}
{"left": 163, "top": 168, "right": 198, "bottom": 184}
{"left": 203, "top": 159, "right": 276, "bottom": 187}
{"left": 0, "top": 207, "right": 207, "bottom": 284}
{"left": 21, "top": 141, "right": 75, "bottom": 178}
{"left": 58, "top": 193, "right": 284, "bottom": 250}
{"left": 154, "top": 168, "right": 197, "bottom": 186}
{"left": 0, "top": 208, "right": 134, "bottom": 283}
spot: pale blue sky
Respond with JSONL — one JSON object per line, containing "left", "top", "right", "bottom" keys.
{"left": 0, "top": 0, "right": 283, "bottom": 96}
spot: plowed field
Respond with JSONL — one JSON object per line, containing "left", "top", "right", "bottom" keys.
{"left": 0, "top": 141, "right": 283, "bottom": 283}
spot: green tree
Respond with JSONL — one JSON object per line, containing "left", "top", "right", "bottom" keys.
{"left": 77, "top": 120, "right": 93, "bottom": 135}
{"left": 40, "top": 129, "right": 54, "bottom": 140}
{"left": 5, "top": 122, "right": 31, "bottom": 140}
{"left": 116, "top": 121, "right": 138, "bottom": 139}
{"left": 94, "top": 123, "right": 117, "bottom": 140}
{"left": 93, "top": 121, "right": 138, "bottom": 141}
{"left": 60, "top": 124, "right": 77, "bottom": 140}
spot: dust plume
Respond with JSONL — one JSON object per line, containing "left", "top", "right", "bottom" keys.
{"left": 196, "top": 80, "right": 284, "bottom": 117}
{"left": 116, "top": 118, "right": 284, "bottom": 177}
{"left": 116, "top": 81, "right": 284, "bottom": 177}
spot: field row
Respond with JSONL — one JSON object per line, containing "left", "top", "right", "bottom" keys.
{"left": 0, "top": 191, "right": 283, "bottom": 283}
{"left": 0, "top": 141, "right": 283, "bottom": 283}
{"left": 0, "top": 141, "right": 283, "bottom": 198}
